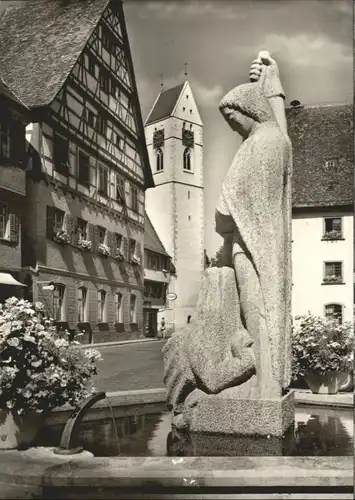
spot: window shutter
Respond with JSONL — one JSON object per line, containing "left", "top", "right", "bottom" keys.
{"left": 9, "top": 213, "right": 20, "bottom": 244}
{"left": 136, "top": 241, "right": 141, "bottom": 260}
{"left": 93, "top": 225, "right": 99, "bottom": 251}
{"left": 66, "top": 286, "right": 76, "bottom": 325}
{"left": 122, "top": 236, "right": 128, "bottom": 260}
{"left": 87, "top": 223, "right": 94, "bottom": 247}
{"left": 71, "top": 216, "right": 79, "bottom": 245}
{"left": 112, "top": 232, "right": 117, "bottom": 256}
{"left": 46, "top": 206, "right": 55, "bottom": 239}
{"left": 107, "top": 231, "right": 114, "bottom": 256}
{"left": 64, "top": 213, "right": 73, "bottom": 244}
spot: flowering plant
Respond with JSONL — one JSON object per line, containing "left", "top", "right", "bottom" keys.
{"left": 53, "top": 229, "right": 70, "bottom": 244}
{"left": 292, "top": 313, "right": 353, "bottom": 381}
{"left": 116, "top": 248, "right": 124, "bottom": 261}
{"left": 323, "top": 274, "right": 342, "bottom": 284}
{"left": 0, "top": 297, "right": 102, "bottom": 416}
{"left": 77, "top": 238, "right": 92, "bottom": 251}
{"left": 322, "top": 230, "right": 342, "bottom": 241}
{"left": 130, "top": 255, "right": 141, "bottom": 266}
{"left": 98, "top": 243, "right": 110, "bottom": 256}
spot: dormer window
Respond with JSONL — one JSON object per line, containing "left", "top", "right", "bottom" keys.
{"left": 156, "top": 148, "right": 163, "bottom": 172}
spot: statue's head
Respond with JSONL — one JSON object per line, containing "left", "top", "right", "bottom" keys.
{"left": 219, "top": 82, "right": 275, "bottom": 138}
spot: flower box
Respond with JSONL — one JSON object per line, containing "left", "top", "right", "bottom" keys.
{"left": 115, "top": 248, "right": 124, "bottom": 261}
{"left": 323, "top": 275, "right": 342, "bottom": 284}
{"left": 77, "top": 238, "right": 92, "bottom": 251}
{"left": 130, "top": 256, "right": 141, "bottom": 266}
{"left": 322, "top": 230, "right": 342, "bottom": 241}
{"left": 97, "top": 243, "right": 110, "bottom": 257}
{"left": 0, "top": 297, "right": 102, "bottom": 448}
{"left": 53, "top": 229, "right": 70, "bottom": 244}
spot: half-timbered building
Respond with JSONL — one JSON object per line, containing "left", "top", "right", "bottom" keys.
{"left": 0, "top": 0, "right": 154, "bottom": 343}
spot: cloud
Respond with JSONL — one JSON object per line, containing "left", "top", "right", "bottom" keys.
{"left": 134, "top": 1, "right": 247, "bottom": 20}
{"left": 232, "top": 33, "right": 351, "bottom": 70}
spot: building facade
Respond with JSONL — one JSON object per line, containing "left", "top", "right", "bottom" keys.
{"left": 0, "top": 0, "right": 154, "bottom": 343}
{"left": 144, "top": 81, "right": 204, "bottom": 328}
{"left": 143, "top": 212, "right": 171, "bottom": 337}
{"left": 287, "top": 103, "right": 353, "bottom": 323}
{"left": 0, "top": 80, "right": 29, "bottom": 301}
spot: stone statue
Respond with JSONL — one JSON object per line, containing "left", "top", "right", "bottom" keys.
{"left": 163, "top": 52, "right": 293, "bottom": 434}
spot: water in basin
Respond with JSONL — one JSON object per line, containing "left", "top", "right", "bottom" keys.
{"left": 36, "top": 405, "right": 353, "bottom": 457}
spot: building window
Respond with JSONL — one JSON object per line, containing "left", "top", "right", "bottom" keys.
{"left": 98, "top": 164, "right": 108, "bottom": 196}
{"left": 77, "top": 217, "right": 87, "bottom": 240}
{"left": 115, "top": 233, "right": 122, "bottom": 251}
{"left": 101, "top": 25, "right": 114, "bottom": 53}
{"left": 98, "top": 226, "right": 106, "bottom": 244}
{"left": 325, "top": 303, "right": 343, "bottom": 324}
{"left": 323, "top": 217, "right": 342, "bottom": 239}
{"left": 78, "top": 287, "right": 87, "bottom": 322}
{"left": 115, "top": 174, "right": 124, "bottom": 203}
{"left": 53, "top": 209, "right": 65, "bottom": 233}
{"left": 115, "top": 292, "right": 123, "bottom": 323}
{"left": 53, "top": 284, "right": 65, "bottom": 322}
{"left": 53, "top": 133, "right": 69, "bottom": 176}
{"left": 156, "top": 148, "right": 163, "bottom": 172}
{"left": 97, "top": 290, "right": 106, "bottom": 323}
{"left": 188, "top": 191, "right": 190, "bottom": 199}
{"left": 129, "top": 238, "right": 136, "bottom": 260}
{"left": 99, "top": 69, "right": 110, "bottom": 94}
{"left": 78, "top": 150, "right": 90, "bottom": 185}
{"left": 88, "top": 54, "right": 96, "bottom": 77}
{"left": 130, "top": 294, "right": 136, "bottom": 323}
{"left": 0, "top": 121, "right": 10, "bottom": 160}
{"left": 131, "top": 185, "right": 138, "bottom": 212}
{"left": 97, "top": 115, "right": 107, "bottom": 136}
{"left": 0, "top": 203, "right": 9, "bottom": 239}
{"left": 183, "top": 147, "right": 191, "bottom": 171}
{"left": 86, "top": 109, "right": 96, "bottom": 128}
{"left": 324, "top": 262, "right": 343, "bottom": 284}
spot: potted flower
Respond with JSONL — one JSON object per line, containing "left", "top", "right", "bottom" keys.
{"left": 53, "top": 229, "right": 70, "bottom": 244}
{"left": 292, "top": 313, "right": 353, "bottom": 394}
{"left": 97, "top": 243, "right": 110, "bottom": 257}
{"left": 130, "top": 255, "right": 141, "bottom": 266}
{"left": 0, "top": 297, "right": 102, "bottom": 450}
{"left": 322, "top": 230, "right": 342, "bottom": 241}
{"left": 323, "top": 274, "right": 342, "bottom": 284}
{"left": 77, "top": 238, "right": 92, "bottom": 252}
{"left": 115, "top": 248, "right": 124, "bottom": 261}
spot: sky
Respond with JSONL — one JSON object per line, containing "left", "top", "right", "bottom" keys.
{"left": 0, "top": 0, "right": 353, "bottom": 256}
{"left": 123, "top": 0, "right": 353, "bottom": 256}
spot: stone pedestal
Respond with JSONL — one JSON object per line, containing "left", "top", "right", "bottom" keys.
{"left": 188, "top": 390, "right": 295, "bottom": 437}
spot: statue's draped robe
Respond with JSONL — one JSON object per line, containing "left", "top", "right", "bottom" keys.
{"left": 215, "top": 82, "right": 292, "bottom": 392}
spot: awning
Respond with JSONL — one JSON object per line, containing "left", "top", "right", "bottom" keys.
{"left": 0, "top": 273, "right": 26, "bottom": 287}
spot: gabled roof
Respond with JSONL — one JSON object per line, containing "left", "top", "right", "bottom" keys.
{"left": 0, "top": 0, "right": 109, "bottom": 108}
{"left": 144, "top": 211, "right": 170, "bottom": 257}
{"left": 145, "top": 82, "right": 185, "bottom": 125}
{"left": 286, "top": 103, "right": 353, "bottom": 208}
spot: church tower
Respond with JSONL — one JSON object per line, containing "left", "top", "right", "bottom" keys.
{"left": 145, "top": 81, "right": 204, "bottom": 328}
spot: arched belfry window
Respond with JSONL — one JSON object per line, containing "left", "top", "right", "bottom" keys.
{"left": 156, "top": 148, "right": 163, "bottom": 172}
{"left": 183, "top": 147, "right": 191, "bottom": 171}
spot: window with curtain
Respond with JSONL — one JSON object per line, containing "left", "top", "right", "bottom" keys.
{"left": 78, "top": 287, "right": 87, "bottom": 322}
{"left": 97, "top": 290, "right": 107, "bottom": 322}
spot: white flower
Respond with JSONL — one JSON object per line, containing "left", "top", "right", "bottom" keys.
{"left": 31, "top": 360, "right": 42, "bottom": 368}
{"left": 23, "top": 390, "right": 31, "bottom": 398}
{"left": 6, "top": 400, "right": 15, "bottom": 409}
{"left": 7, "top": 337, "right": 20, "bottom": 347}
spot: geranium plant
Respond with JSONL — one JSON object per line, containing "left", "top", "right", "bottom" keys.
{"left": 322, "top": 230, "right": 342, "bottom": 241}
{"left": 116, "top": 248, "right": 124, "bottom": 261}
{"left": 130, "top": 255, "right": 141, "bottom": 266}
{"left": 77, "top": 238, "right": 92, "bottom": 251}
{"left": 323, "top": 274, "right": 342, "bottom": 284}
{"left": 0, "top": 297, "right": 102, "bottom": 416}
{"left": 53, "top": 229, "right": 70, "bottom": 244}
{"left": 292, "top": 313, "right": 353, "bottom": 381}
{"left": 97, "top": 243, "right": 110, "bottom": 257}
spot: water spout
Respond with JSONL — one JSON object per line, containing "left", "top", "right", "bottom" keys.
{"left": 54, "top": 391, "right": 106, "bottom": 455}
